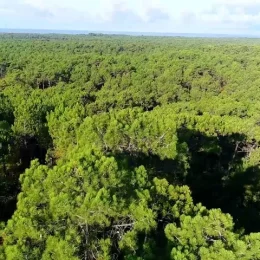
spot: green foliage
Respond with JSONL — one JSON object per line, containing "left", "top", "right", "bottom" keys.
{"left": 1, "top": 34, "right": 260, "bottom": 259}
{"left": 165, "top": 209, "right": 260, "bottom": 259}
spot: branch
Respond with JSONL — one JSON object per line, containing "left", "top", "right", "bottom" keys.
{"left": 112, "top": 223, "right": 135, "bottom": 228}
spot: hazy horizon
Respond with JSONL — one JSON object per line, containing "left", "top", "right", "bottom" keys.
{"left": 0, "top": 28, "right": 260, "bottom": 38}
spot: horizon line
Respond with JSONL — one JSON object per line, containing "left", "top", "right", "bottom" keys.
{"left": 0, "top": 28, "right": 260, "bottom": 38}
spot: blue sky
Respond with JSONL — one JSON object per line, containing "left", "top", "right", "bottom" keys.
{"left": 1, "top": 0, "right": 260, "bottom": 34}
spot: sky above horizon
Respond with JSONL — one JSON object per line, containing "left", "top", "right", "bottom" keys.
{"left": 1, "top": 0, "right": 260, "bottom": 34}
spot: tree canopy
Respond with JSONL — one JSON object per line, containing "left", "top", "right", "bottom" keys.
{"left": 0, "top": 34, "right": 260, "bottom": 259}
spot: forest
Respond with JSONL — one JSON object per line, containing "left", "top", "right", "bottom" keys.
{"left": 0, "top": 33, "right": 260, "bottom": 259}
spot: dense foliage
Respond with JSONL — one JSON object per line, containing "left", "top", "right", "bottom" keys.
{"left": 0, "top": 33, "right": 260, "bottom": 259}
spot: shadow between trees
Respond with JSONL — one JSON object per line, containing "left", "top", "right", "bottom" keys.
{"left": 115, "top": 129, "right": 260, "bottom": 234}
{"left": 180, "top": 129, "right": 260, "bottom": 233}
{"left": 0, "top": 135, "right": 48, "bottom": 221}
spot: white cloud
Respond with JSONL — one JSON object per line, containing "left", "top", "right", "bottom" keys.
{"left": 0, "top": 8, "right": 15, "bottom": 14}
{"left": 216, "top": 0, "right": 260, "bottom": 5}
{"left": 199, "top": 0, "right": 260, "bottom": 28}
{"left": 1, "top": 0, "right": 260, "bottom": 34}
